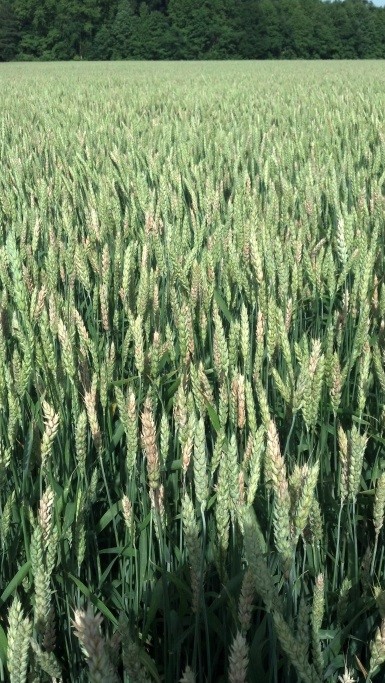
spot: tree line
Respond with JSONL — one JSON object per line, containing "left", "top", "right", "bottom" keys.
{"left": 1, "top": 0, "right": 385, "bottom": 62}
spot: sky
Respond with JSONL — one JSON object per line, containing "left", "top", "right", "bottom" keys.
{"left": 372, "top": 0, "right": 385, "bottom": 5}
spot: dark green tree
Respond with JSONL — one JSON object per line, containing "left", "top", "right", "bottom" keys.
{"left": 2, "top": 0, "right": 385, "bottom": 62}
{"left": 0, "top": 0, "right": 20, "bottom": 60}
{"left": 257, "top": 0, "right": 282, "bottom": 58}
{"left": 235, "top": 0, "right": 262, "bottom": 59}
{"left": 278, "top": 0, "right": 313, "bottom": 58}
{"left": 168, "top": 0, "right": 237, "bottom": 59}
{"left": 130, "top": 3, "right": 173, "bottom": 59}
{"left": 54, "top": 0, "right": 101, "bottom": 59}
{"left": 329, "top": 0, "right": 356, "bottom": 58}
{"left": 111, "top": 0, "right": 135, "bottom": 59}
{"left": 312, "top": 0, "right": 340, "bottom": 58}
{"left": 92, "top": 23, "right": 115, "bottom": 59}
{"left": 346, "top": 0, "right": 383, "bottom": 58}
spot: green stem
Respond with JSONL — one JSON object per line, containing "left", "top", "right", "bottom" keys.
{"left": 333, "top": 498, "right": 344, "bottom": 591}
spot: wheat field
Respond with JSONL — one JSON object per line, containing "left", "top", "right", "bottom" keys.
{"left": 1, "top": 60, "right": 385, "bottom": 682}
